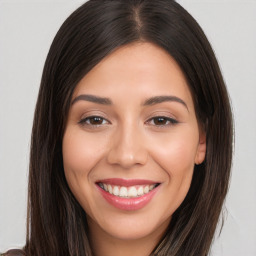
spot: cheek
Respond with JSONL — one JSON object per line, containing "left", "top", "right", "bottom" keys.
{"left": 149, "top": 129, "right": 199, "bottom": 176}
{"left": 62, "top": 129, "right": 106, "bottom": 201}
{"left": 155, "top": 141, "right": 195, "bottom": 195}
{"left": 62, "top": 128, "right": 111, "bottom": 216}
{"left": 62, "top": 129, "right": 106, "bottom": 175}
{"left": 167, "top": 142, "right": 195, "bottom": 171}
{"left": 148, "top": 127, "right": 199, "bottom": 208}
{"left": 149, "top": 133, "right": 198, "bottom": 214}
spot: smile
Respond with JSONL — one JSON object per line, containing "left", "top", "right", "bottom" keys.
{"left": 96, "top": 179, "right": 161, "bottom": 211}
{"left": 98, "top": 183, "right": 159, "bottom": 198}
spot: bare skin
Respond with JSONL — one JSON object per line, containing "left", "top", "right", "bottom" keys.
{"left": 88, "top": 215, "right": 168, "bottom": 256}
{"left": 62, "top": 42, "right": 206, "bottom": 256}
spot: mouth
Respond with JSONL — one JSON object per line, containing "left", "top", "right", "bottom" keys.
{"left": 97, "top": 182, "right": 159, "bottom": 198}
{"left": 96, "top": 178, "right": 161, "bottom": 211}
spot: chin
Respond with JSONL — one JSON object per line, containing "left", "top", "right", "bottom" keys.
{"left": 87, "top": 206, "right": 172, "bottom": 242}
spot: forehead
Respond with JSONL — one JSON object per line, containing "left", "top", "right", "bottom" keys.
{"left": 73, "top": 42, "right": 194, "bottom": 109}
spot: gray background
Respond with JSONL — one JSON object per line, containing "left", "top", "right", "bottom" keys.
{"left": 0, "top": 0, "right": 255, "bottom": 255}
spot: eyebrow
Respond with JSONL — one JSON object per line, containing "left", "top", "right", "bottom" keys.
{"left": 143, "top": 95, "right": 188, "bottom": 110}
{"left": 71, "top": 94, "right": 188, "bottom": 110}
{"left": 71, "top": 94, "right": 112, "bottom": 105}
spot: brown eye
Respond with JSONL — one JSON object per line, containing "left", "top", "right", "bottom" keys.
{"left": 79, "top": 116, "right": 108, "bottom": 126}
{"left": 147, "top": 116, "right": 178, "bottom": 126}
{"left": 88, "top": 117, "right": 104, "bottom": 125}
{"left": 153, "top": 117, "right": 169, "bottom": 125}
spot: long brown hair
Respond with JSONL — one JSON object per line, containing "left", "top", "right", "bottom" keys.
{"left": 22, "top": 0, "right": 233, "bottom": 255}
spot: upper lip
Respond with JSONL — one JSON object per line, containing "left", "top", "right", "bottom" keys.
{"left": 96, "top": 178, "right": 160, "bottom": 186}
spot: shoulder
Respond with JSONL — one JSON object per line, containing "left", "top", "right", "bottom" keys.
{"left": 1, "top": 249, "right": 25, "bottom": 256}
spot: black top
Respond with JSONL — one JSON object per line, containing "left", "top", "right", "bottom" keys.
{"left": 1, "top": 249, "right": 25, "bottom": 256}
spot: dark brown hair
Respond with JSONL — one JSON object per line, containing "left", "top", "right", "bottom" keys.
{"left": 17, "top": 0, "right": 233, "bottom": 255}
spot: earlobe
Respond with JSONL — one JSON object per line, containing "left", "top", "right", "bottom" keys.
{"left": 195, "top": 132, "right": 206, "bottom": 165}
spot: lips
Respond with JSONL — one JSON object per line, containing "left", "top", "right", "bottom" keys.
{"left": 98, "top": 182, "right": 158, "bottom": 197}
{"left": 96, "top": 178, "right": 160, "bottom": 211}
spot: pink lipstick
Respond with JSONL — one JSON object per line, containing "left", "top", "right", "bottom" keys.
{"left": 96, "top": 178, "right": 160, "bottom": 211}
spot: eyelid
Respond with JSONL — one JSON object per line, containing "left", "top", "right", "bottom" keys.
{"left": 78, "top": 115, "right": 111, "bottom": 127}
{"left": 145, "top": 115, "right": 179, "bottom": 127}
{"left": 78, "top": 109, "right": 110, "bottom": 122}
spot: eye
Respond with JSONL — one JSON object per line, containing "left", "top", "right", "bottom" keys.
{"left": 147, "top": 116, "right": 178, "bottom": 126}
{"left": 79, "top": 116, "right": 109, "bottom": 126}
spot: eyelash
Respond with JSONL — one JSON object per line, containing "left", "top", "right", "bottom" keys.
{"left": 78, "top": 116, "right": 110, "bottom": 127}
{"left": 146, "top": 116, "right": 178, "bottom": 126}
{"left": 78, "top": 115, "right": 178, "bottom": 128}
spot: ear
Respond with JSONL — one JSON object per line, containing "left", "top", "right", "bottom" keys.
{"left": 195, "top": 130, "right": 206, "bottom": 165}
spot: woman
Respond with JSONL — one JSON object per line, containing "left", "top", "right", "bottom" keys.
{"left": 3, "top": 0, "right": 233, "bottom": 255}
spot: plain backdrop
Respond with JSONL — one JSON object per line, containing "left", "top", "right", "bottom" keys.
{"left": 0, "top": 0, "right": 256, "bottom": 255}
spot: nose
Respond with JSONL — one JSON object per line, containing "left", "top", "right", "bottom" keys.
{"left": 107, "top": 124, "right": 148, "bottom": 169}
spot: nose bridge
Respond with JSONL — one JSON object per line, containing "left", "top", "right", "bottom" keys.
{"left": 107, "top": 119, "right": 148, "bottom": 168}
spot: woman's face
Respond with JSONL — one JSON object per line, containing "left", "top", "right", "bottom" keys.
{"left": 62, "top": 42, "right": 206, "bottom": 243}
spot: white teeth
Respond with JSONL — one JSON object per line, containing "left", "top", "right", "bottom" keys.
{"left": 149, "top": 184, "right": 154, "bottom": 190}
{"left": 128, "top": 186, "right": 138, "bottom": 197}
{"left": 119, "top": 186, "right": 128, "bottom": 197}
{"left": 107, "top": 184, "right": 113, "bottom": 194}
{"left": 113, "top": 186, "right": 119, "bottom": 196}
{"left": 144, "top": 185, "right": 149, "bottom": 194}
{"left": 137, "top": 186, "right": 144, "bottom": 196}
{"left": 99, "top": 183, "right": 158, "bottom": 198}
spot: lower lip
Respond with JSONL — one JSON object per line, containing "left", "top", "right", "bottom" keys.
{"left": 97, "top": 185, "right": 160, "bottom": 211}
